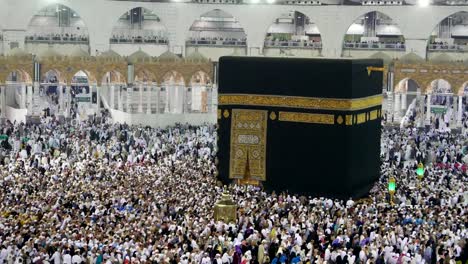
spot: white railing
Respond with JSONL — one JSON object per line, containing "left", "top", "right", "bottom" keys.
{"left": 25, "top": 35, "right": 89, "bottom": 44}
{"left": 186, "top": 39, "right": 247, "bottom": 47}
{"left": 343, "top": 42, "right": 405, "bottom": 50}
{"left": 110, "top": 37, "right": 169, "bottom": 45}
{"left": 102, "top": 86, "right": 217, "bottom": 115}
{"left": 99, "top": 86, "right": 216, "bottom": 127}
{"left": 264, "top": 40, "right": 322, "bottom": 49}
{"left": 428, "top": 44, "right": 468, "bottom": 52}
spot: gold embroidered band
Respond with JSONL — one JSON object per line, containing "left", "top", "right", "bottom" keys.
{"left": 278, "top": 112, "right": 335, "bottom": 125}
{"left": 219, "top": 94, "right": 382, "bottom": 111}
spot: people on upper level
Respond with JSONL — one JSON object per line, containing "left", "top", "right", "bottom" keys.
{"left": 187, "top": 37, "right": 247, "bottom": 46}
{"left": 428, "top": 42, "right": 468, "bottom": 50}
{"left": 25, "top": 33, "right": 89, "bottom": 43}
{"left": 344, "top": 40, "right": 405, "bottom": 49}
{"left": 264, "top": 37, "right": 322, "bottom": 48}
{"left": 110, "top": 35, "right": 169, "bottom": 44}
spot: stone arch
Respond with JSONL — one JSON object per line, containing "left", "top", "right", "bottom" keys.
{"left": 189, "top": 70, "right": 212, "bottom": 85}
{"left": 4, "top": 69, "right": 33, "bottom": 109}
{"left": 263, "top": 10, "right": 322, "bottom": 51}
{"left": 426, "top": 78, "right": 452, "bottom": 95}
{"left": 394, "top": 78, "right": 421, "bottom": 93}
{"left": 42, "top": 69, "right": 66, "bottom": 84}
{"left": 135, "top": 69, "right": 157, "bottom": 83}
{"left": 188, "top": 70, "right": 212, "bottom": 113}
{"left": 101, "top": 70, "right": 127, "bottom": 109}
{"left": 161, "top": 70, "right": 185, "bottom": 114}
{"left": 342, "top": 10, "right": 406, "bottom": 53}
{"left": 458, "top": 81, "right": 468, "bottom": 96}
{"left": 187, "top": 9, "right": 247, "bottom": 46}
{"left": 426, "top": 11, "right": 468, "bottom": 48}
{"left": 5, "top": 69, "right": 33, "bottom": 84}
{"left": 427, "top": 78, "right": 454, "bottom": 106}
{"left": 72, "top": 70, "right": 97, "bottom": 84}
{"left": 101, "top": 70, "right": 127, "bottom": 85}
{"left": 161, "top": 70, "right": 185, "bottom": 85}
{"left": 110, "top": 7, "right": 169, "bottom": 46}
{"left": 395, "top": 78, "right": 421, "bottom": 110}
{"left": 25, "top": 3, "right": 90, "bottom": 47}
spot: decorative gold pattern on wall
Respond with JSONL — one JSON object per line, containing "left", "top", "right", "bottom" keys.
{"left": 393, "top": 61, "right": 468, "bottom": 94}
{"left": 219, "top": 94, "right": 383, "bottom": 111}
{"left": 278, "top": 112, "right": 335, "bottom": 125}
{"left": 0, "top": 55, "right": 35, "bottom": 84}
{"left": 229, "top": 109, "right": 268, "bottom": 182}
{"left": 0, "top": 55, "right": 213, "bottom": 86}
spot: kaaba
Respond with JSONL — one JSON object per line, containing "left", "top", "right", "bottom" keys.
{"left": 216, "top": 56, "right": 383, "bottom": 199}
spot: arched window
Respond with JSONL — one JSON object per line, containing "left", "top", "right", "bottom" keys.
{"left": 343, "top": 11, "right": 405, "bottom": 52}
{"left": 110, "top": 7, "right": 169, "bottom": 56}
{"left": 264, "top": 10, "right": 322, "bottom": 56}
{"left": 187, "top": 9, "right": 247, "bottom": 47}
{"left": 25, "top": 4, "right": 89, "bottom": 55}
{"left": 427, "top": 11, "right": 468, "bottom": 53}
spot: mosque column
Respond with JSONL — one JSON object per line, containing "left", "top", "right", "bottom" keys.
{"left": 27, "top": 85, "right": 33, "bottom": 114}
{"left": 156, "top": 86, "right": 161, "bottom": 114}
{"left": 452, "top": 95, "right": 457, "bottom": 126}
{"left": 109, "top": 85, "right": 114, "bottom": 109}
{"left": 181, "top": 84, "right": 186, "bottom": 113}
{"left": 164, "top": 85, "right": 170, "bottom": 113}
{"left": 417, "top": 90, "right": 424, "bottom": 127}
{"left": 212, "top": 84, "right": 218, "bottom": 113}
{"left": 62, "top": 86, "right": 66, "bottom": 114}
{"left": 96, "top": 86, "right": 101, "bottom": 117}
{"left": 126, "top": 87, "right": 132, "bottom": 113}
{"left": 146, "top": 85, "right": 152, "bottom": 114}
{"left": 171, "top": 85, "right": 179, "bottom": 113}
{"left": 118, "top": 87, "right": 123, "bottom": 111}
{"left": 57, "top": 85, "right": 63, "bottom": 114}
{"left": 401, "top": 93, "right": 407, "bottom": 111}
{"left": 66, "top": 86, "right": 72, "bottom": 118}
{"left": 458, "top": 95, "right": 463, "bottom": 126}
{"left": 63, "top": 85, "right": 71, "bottom": 117}
{"left": 138, "top": 84, "right": 143, "bottom": 113}
{"left": 426, "top": 94, "right": 432, "bottom": 122}
{"left": 20, "top": 84, "right": 26, "bottom": 109}
{"left": 394, "top": 93, "right": 400, "bottom": 120}
{"left": 34, "top": 81, "right": 40, "bottom": 115}
{"left": 0, "top": 86, "right": 6, "bottom": 119}
{"left": 88, "top": 86, "right": 93, "bottom": 115}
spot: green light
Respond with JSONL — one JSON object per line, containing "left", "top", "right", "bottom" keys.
{"left": 388, "top": 182, "right": 396, "bottom": 192}
{"left": 416, "top": 163, "right": 425, "bottom": 177}
{"left": 416, "top": 167, "right": 424, "bottom": 176}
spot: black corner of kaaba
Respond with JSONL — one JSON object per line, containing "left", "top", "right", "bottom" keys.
{"left": 216, "top": 56, "right": 383, "bottom": 199}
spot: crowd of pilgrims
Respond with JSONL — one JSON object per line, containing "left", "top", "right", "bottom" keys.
{"left": 0, "top": 115, "right": 466, "bottom": 264}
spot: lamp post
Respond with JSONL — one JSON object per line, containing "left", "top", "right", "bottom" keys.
{"left": 388, "top": 176, "right": 396, "bottom": 205}
{"left": 416, "top": 162, "right": 425, "bottom": 188}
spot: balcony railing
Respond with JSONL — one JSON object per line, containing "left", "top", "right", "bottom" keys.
{"left": 25, "top": 36, "right": 89, "bottom": 45}
{"left": 343, "top": 42, "right": 405, "bottom": 51}
{"left": 110, "top": 38, "right": 169, "bottom": 45}
{"left": 186, "top": 39, "right": 247, "bottom": 47}
{"left": 428, "top": 44, "right": 468, "bottom": 52}
{"left": 264, "top": 40, "right": 322, "bottom": 49}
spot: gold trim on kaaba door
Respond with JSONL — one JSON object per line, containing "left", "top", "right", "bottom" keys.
{"left": 229, "top": 109, "right": 267, "bottom": 182}
{"left": 219, "top": 94, "right": 383, "bottom": 111}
